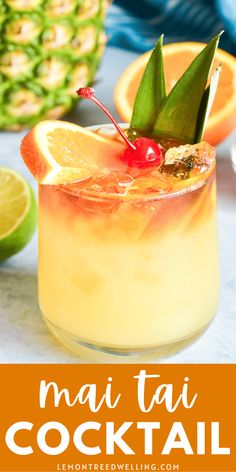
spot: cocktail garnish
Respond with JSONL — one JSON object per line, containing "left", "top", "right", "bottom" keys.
{"left": 130, "top": 33, "right": 223, "bottom": 145}
{"left": 130, "top": 35, "right": 166, "bottom": 136}
{"left": 77, "top": 32, "right": 221, "bottom": 173}
{"left": 120, "top": 136, "right": 164, "bottom": 168}
{"left": 77, "top": 87, "right": 164, "bottom": 169}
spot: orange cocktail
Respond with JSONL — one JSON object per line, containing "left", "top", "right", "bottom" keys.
{"left": 21, "top": 33, "right": 222, "bottom": 361}
{"left": 38, "top": 126, "right": 219, "bottom": 361}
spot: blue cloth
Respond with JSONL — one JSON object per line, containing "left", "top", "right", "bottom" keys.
{"left": 106, "top": 0, "right": 236, "bottom": 54}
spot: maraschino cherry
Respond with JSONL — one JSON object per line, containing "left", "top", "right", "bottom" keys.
{"left": 77, "top": 87, "right": 164, "bottom": 169}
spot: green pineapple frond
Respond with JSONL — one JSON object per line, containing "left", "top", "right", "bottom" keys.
{"left": 130, "top": 35, "right": 166, "bottom": 136}
{"left": 131, "top": 32, "right": 223, "bottom": 145}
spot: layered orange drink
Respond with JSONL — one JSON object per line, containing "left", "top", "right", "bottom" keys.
{"left": 38, "top": 126, "right": 219, "bottom": 359}
{"left": 21, "top": 33, "right": 222, "bottom": 360}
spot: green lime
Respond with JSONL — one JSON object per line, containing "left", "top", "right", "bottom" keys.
{"left": 0, "top": 166, "right": 37, "bottom": 262}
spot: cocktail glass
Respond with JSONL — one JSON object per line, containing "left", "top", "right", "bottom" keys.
{"left": 38, "top": 124, "right": 220, "bottom": 362}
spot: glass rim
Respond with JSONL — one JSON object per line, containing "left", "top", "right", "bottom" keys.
{"left": 60, "top": 123, "right": 216, "bottom": 203}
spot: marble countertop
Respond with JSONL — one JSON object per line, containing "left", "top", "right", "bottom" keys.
{"left": 0, "top": 46, "right": 236, "bottom": 363}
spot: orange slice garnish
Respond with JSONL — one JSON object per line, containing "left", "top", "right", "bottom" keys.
{"left": 21, "top": 120, "right": 126, "bottom": 185}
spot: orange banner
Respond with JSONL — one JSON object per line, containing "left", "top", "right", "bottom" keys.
{"left": 0, "top": 365, "right": 235, "bottom": 472}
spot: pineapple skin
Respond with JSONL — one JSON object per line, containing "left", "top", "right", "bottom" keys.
{"left": 0, "top": 0, "right": 109, "bottom": 130}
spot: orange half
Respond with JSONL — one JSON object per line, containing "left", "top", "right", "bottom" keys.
{"left": 21, "top": 120, "right": 126, "bottom": 185}
{"left": 115, "top": 42, "right": 236, "bottom": 145}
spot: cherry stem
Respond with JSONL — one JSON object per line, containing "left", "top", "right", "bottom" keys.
{"left": 77, "top": 88, "right": 136, "bottom": 151}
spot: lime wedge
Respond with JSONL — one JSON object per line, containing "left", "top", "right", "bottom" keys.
{"left": 0, "top": 167, "right": 37, "bottom": 262}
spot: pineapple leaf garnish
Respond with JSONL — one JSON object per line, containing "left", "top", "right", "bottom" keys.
{"left": 130, "top": 35, "right": 166, "bottom": 136}
{"left": 153, "top": 33, "right": 221, "bottom": 144}
{"left": 195, "top": 65, "right": 221, "bottom": 143}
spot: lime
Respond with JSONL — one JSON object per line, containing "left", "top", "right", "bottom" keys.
{"left": 0, "top": 167, "right": 37, "bottom": 262}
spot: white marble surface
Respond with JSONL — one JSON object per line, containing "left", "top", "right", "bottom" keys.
{"left": 0, "top": 46, "right": 236, "bottom": 363}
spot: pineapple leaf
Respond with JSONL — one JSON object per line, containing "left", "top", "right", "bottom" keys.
{"left": 195, "top": 65, "right": 221, "bottom": 143}
{"left": 153, "top": 32, "right": 222, "bottom": 144}
{"left": 130, "top": 35, "right": 166, "bottom": 135}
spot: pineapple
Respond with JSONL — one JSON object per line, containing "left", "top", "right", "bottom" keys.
{"left": 0, "top": 0, "right": 109, "bottom": 130}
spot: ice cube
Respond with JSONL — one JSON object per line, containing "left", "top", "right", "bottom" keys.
{"left": 81, "top": 169, "right": 134, "bottom": 196}
{"left": 164, "top": 142, "right": 215, "bottom": 165}
{"left": 129, "top": 169, "right": 171, "bottom": 195}
{"left": 161, "top": 142, "right": 215, "bottom": 180}
{"left": 111, "top": 201, "right": 156, "bottom": 241}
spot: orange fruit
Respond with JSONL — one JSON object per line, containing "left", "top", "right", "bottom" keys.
{"left": 115, "top": 42, "right": 236, "bottom": 146}
{"left": 21, "top": 120, "right": 126, "bottom": 185}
